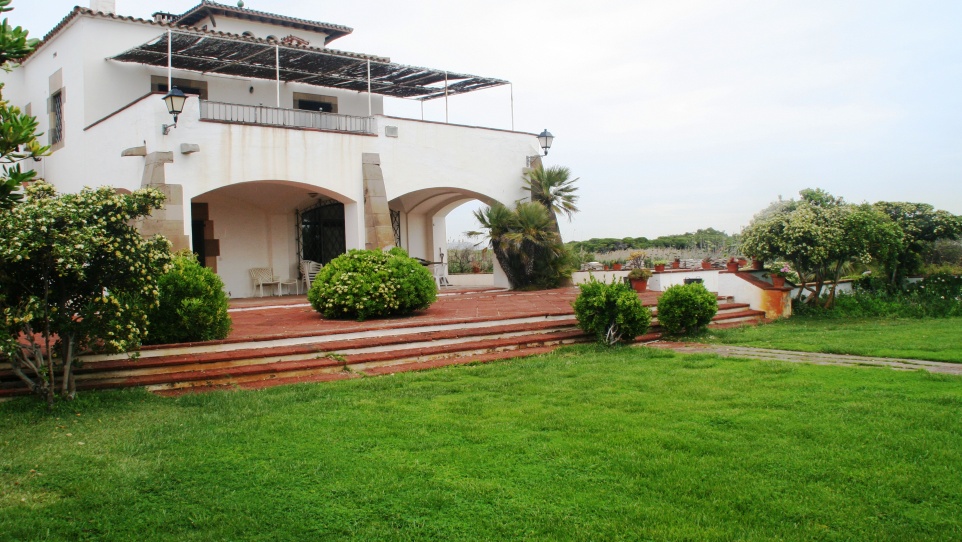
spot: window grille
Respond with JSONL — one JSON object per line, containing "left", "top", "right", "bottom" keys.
{"left": 50, "top": 92, "right": 64, "bottom": 145}
{"left": 391, "top": 210, "right": 402, "bottom": 247}
{"left": 299, "top": 198, "right": 346, "bottom": 265}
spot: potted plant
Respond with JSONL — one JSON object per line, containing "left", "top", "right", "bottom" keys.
{"left": 628, "top": 268, "right": 652, "bottom": 293}
{"left": 768, "top": 265, "right": 791, "bottom": 288}
{"left": 726, "top": 257, "right": 739, "bottom": 272}
{"left": 613, "top": 260, "right": 623, "bottom": 271}
{"left": 737, "top": 257, "right": 748, "bottom": 267}
{"left": 701, "top": 257, "right": 712, "bottom": 270}
{"left": 751, "top": 257, "right": 764, "bottom": 270}
{"left": 671, "top": 257, "right": 681, "bottom": 270}
{"left": 653, "top": 259, "right": 667, "bottom": 272}
{"left": 628, "top": 250, "right": 646, "bottom": 270}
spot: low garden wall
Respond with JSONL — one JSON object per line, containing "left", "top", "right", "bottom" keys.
{"left": 446, "top": 273, "right": 495, "bottom": 287}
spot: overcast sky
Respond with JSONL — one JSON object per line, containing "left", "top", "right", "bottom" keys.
{"left": 11, "top": 1, "right": 962, "bottom": 242}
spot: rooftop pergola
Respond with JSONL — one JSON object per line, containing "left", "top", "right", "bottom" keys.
{"left": 111, "top": 30, "right": 508, "bottom": 101}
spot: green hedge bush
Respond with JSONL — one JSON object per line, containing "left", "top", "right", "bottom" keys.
{"left": 815, "top": 272, "right": 962, "bottom": 318}
{"left": 656, "top": 283, "right": 718, "bottom": 335}
{"left": 308, "top": 248, "right": 437, "bottom": 321}
{"left": 145, "top": 252, "right": 232, "bottom": 345}
{"left": 573, "top": 278, "right": 651, "bottom": 345}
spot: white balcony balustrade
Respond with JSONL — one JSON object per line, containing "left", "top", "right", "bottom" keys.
{"left": 199, "top": 100, "right": 377, "bottom": 135}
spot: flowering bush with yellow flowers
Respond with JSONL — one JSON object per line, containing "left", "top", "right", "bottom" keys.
{"left": 0, "top": 182, "right": 172, "bottom": 405}
{"left": 308, "top": 248, "right": 437, "bottom": 321}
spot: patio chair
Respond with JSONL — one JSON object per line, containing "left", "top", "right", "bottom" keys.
{"left": 249, "top": 267, "right": 281, "bottom": 297}
{"left": 300, "top": 260, "right": 323, "bottom": 292}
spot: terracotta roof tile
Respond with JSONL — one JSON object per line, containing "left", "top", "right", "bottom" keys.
{"left": 173, "top": 1, "right": 352, "bottom": 43}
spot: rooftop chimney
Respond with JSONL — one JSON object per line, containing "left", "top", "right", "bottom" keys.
{"left": 90, "top": 0, "right": 116, "bottom": 14}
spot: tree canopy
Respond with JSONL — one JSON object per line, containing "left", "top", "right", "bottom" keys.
{"left": 740, "top": 189, "right": 962, "bottom": 307}
{"left": 472, "top": 201, "right": 568, "bottom": 289}
{"left": 522, "top": 165, "right": 580, "bottom": 240}
{"left": 872, "top": 201, "right": 962, "bottom": 285}
{"left": 0, "top": 183, "right": 172, "bottom": 405}
{"left": 0, "top": 0, "right": 45, "bottom": 209}
{"left": 567, "top": 228, "right": 736, "bottom": 254}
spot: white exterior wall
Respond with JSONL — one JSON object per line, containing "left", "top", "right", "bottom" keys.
{"left": 718, "top": 272, "right": 763, "bottom": 306}
{"left": 16, "top": 16, "right": 382, "bottom": 134}
{"left": 648, "top": 270, "right": 720, "bottom": 292}
{"left": 3, "top": 10, "right": 538, "bottom": 297}
{"left": 376, "top": 118, "right": 534, "bottom": 204}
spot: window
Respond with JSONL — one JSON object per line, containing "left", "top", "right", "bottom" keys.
{"left": 49, "top": 90, "right": 64, "bottom": 146}
{"left": 151, "top": 76, "right": 209, "bottom": 100}
{"left": 293, "top": 92, "right": 337, "bottom": 113}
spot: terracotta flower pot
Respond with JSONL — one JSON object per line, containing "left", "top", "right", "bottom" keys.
{"left": 751, "top": 259, "right": 764, "bottom": 271}
{"left": 630, "top": 279, "right": 648, "bottom": 293}
{"left": 671, "top": 260, "right": 681, "bottom": 269}
{"left": 737, "top": 258, "right": 748, "bottom": 267}
{"left": 613, "top": 263, "right": 623, "bottom": 271}
{"left": 654, "top": 264, "right": 665, "bottom": 272}
{"left": 771, "top": 276, "right": 786, "bottom": 288}
{"left": 727, "top": 261, "right": 739, "bottom": 272}
{"left": 701, "top": 261, "right": 712, "bottom": 270}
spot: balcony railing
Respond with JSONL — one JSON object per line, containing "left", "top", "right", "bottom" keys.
{"left": 199, "top": 100, "right": 377, "bottom": 135}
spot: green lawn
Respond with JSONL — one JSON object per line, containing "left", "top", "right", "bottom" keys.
{"left": 2, "top": 346, "right": 961, "bottom": 540}
{"left": 704, "top": 317, "right": 962, "bottom": 362}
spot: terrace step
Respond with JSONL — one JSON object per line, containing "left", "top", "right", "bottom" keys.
{"left": 0, "top": 297, "right": 766, "bottom": 398}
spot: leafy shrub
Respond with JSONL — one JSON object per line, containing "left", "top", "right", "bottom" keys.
{"left": 573, "top": 278, "right": 651, "bottom": 345}
{"left": 145, "top": 252, "right": 231, "bottom": 345}
{"left": 656, "top": 283, "right": 718, "bottom": 335}
{"left": 308, "top": 248, "right": 437, "bottom": 321}
{"left": 799, "top": 272, "right": 962, "bottom": 319}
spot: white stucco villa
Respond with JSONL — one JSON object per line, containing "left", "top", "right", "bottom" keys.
{"left": 3, "top": 0, "right": 545, "bottom": 296}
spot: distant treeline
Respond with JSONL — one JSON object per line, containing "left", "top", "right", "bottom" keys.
{"left": 567, "top": 228, "right": 737, "bottom": 253}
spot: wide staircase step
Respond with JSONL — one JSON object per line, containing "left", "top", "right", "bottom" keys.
{"left": 0, "top": 296, "right": 766, "bottom": 398}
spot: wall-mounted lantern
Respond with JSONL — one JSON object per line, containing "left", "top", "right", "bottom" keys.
{"left": 537, "top": 129, "right": 554, "bottom": 156}
{"left": 161, "top": 86, "right": 187, "bottom": 135}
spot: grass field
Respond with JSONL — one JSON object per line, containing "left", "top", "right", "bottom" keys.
{"left": 704, "top": 316, "right": 962, "bottom": 363}
{"left": 2, "top": 346, "right": 961, "bottom": 540}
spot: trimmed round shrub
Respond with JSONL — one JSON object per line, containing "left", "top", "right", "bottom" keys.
{"left": 656, "top": 283, "right": 718, "bottom": 335}
{"left": 308, "top": 248, "right": 437, "bottom": 321}
{"left": 573, "top": 277, "right": 651, "bottom": 345}
{"left": 145, "top": 252, "right": 232, "bottom": 345}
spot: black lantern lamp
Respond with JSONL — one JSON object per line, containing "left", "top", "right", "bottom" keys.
{"left": 537, "top": 129, "right": 554, "bottom": 156}
{"left": 161, "top": 86, "right": 187, "bottom": 135}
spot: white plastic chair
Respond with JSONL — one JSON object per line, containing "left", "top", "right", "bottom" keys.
{"left": 249, "top": 267, "right": 280, "bottom": 297}
{"left": 300, "top": 260, "right": 323, "bottom": 292}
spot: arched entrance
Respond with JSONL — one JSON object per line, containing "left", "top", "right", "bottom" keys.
{"left": 389, "top": 187, "right": 513, "bottom": 288}
{"left": 191, "top": 181, "right": 356, "bottom": 297}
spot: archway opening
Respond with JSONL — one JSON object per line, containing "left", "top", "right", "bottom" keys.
{"left": 191, "top": 181, "right": 354, "bottom": 297}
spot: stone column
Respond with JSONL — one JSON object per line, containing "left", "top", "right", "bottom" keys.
{"left": 127, "top": 149, "right": 190, "bottom": 251}
{"left": 362, "top": 153, "right": 396, "bottom": 250}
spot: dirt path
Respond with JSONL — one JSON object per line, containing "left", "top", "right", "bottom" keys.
{"left": 645, "top": 343, "right": 962, "bottom": 375}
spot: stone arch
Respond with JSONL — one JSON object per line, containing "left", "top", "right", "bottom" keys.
{"left": 191, "top": 180, "right": 358, "bottom": 297}
{"left": 389, "top": 186, "right": 512, "bottom": 287}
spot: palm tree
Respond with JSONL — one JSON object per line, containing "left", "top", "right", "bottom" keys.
{"left": 522, "top": 165, "right": 580, "bottom": 239}
{"left": 503, "top": 202, "right": 564, "bottom": 280}
{"left": 471, "top": 201, "right": 565, "bottom": 289}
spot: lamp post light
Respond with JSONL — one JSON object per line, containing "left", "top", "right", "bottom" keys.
{"left": 161, "top": 86, "right": 187, "bottom": 135}
{"left": 537, "top": 129, "right": 554, "bottom": 156}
